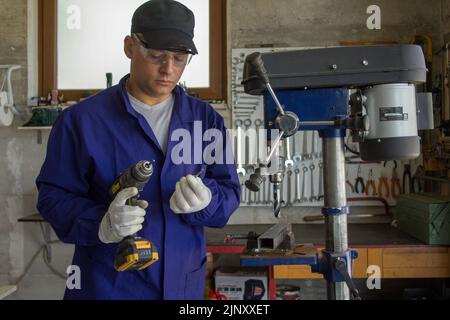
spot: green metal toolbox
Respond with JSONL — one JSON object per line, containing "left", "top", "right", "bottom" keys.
{"left": 395, "top": 193, "right": 450, "bottom": 245}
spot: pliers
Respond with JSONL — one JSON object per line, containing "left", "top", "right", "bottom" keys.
{"left": 391, "top": 163, "right": 401, "bottom": 198}
{"left": 403, "top": 163, "right": 412, "bottom": 194}
{"left": 346, "top": 171, "right": 355, "bottom": 194}
{"left": 355, "top": 165, "right": 365, "bottom": 194}
{"left": 378, "top": 176, "right": 390, "bottom": 198}
{"left": 365, "top": 169, "right": 377, "bottom": 196}
{"left": 412, "top": 165, "right": 425, "bottom": 193}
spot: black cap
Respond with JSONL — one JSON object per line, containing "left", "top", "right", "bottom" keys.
{"left": 131, "top": 0, "right": 198, "bottom": 54}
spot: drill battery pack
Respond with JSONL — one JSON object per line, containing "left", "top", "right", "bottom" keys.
{"left": 114, "top": 236, "right": 159, "bottom": 272}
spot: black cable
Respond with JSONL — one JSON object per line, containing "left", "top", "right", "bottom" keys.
{"left": 344, "top": 142, "right": 360, "bottom": 156}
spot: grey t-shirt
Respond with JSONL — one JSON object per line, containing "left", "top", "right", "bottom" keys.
{"left": 127, "top": 92, "right": 175, "bottom": 154}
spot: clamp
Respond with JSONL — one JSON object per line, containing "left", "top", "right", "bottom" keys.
{"left": 365, "top": 169, "right": 377, "bottom": 196}
{"left": 312, "top": 250, "right": 361, "bottom": 300}
{"left": 354, "top": 165, "right": 365, "bottom": 194}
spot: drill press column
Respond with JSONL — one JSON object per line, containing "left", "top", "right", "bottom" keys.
{"left": 322, "top": 135, "right": 349, "bottom": 300}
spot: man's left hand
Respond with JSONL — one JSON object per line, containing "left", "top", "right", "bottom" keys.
{"left": 170, "top": 175, "right": 212, "bottom": 214}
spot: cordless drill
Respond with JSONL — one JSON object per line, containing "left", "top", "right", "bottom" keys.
{"left": 110, "top": 160, "right": 159, "bottom": 272}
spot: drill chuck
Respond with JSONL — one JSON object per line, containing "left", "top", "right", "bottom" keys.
{"left": 110, "top": 160, "right": 153, "bottom": 203}
{"left": 132, "top": 161, "right": 153, "bottom": 181}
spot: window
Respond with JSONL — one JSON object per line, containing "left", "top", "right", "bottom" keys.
{"left": 39, "top": 0, "right": 226, "bottom": 101}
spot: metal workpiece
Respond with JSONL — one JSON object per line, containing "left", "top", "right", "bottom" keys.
{"left": 322, "top": 136, "right": 350, "bottom": 300}
{"left": 257, "top": 222, "right": 295, "bottom": 251}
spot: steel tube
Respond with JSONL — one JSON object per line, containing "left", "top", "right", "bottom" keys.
{"left": 323, "top": 137, "right": 350, "bottom": 300}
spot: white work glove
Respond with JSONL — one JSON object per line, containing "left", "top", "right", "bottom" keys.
{"left": 98, "top": 187, "right": 148, "bottom": 244}
{"left": 170, "top": 175, "right": 212, "bottom": 214}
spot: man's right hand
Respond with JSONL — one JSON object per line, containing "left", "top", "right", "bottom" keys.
{"left": 98, "top": 187, "right": 148, "bottom": 244}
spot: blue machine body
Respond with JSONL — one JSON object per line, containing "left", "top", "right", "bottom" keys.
{"left": 264, "top": 88, "right": 350, "bottom": 132}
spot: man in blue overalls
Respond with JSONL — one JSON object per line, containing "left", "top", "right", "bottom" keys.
{"left": 36, "top": 0, "right": 240, "bottom": 300}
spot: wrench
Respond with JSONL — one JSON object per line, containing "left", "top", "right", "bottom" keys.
{"left": 317, "top": 133, "right": 323, "bottom": 159}
{"left": 286, "top": 170, "right": 293, "bottom": 205}
{"left": 235, "top": 120, "right": 246, "bottom": 177}
{"left": 235, "top": 106, "right": 256, "bottom": 111}
{"left": 293, "top": 132, "right": 302, "bottom": 163}
{"left": 255, "top": 119, "right": 263, "bottom": 163}
{"left": 243, "top": 119, "right": 253, "bottom": 166}
{"left": 234, "top": 95, "right": 257, "bottom": 100}
{"left": 240, "top": 183, "right": 246, "bottom": 204}
{"left": 294, "top": 169, "right": 301, "bottom": 204}
{"left": 309, "top": 164, "right": 317, "bottom": 202}
{"left": 311, "top": 131, "right": 319, "bottom": 159}
{"left": 318, "top": 162, "right": 324, "bottom": 201}
{"left": 300, "top": 166, "right": 309, "bottom": 203}
{"left": 302, "top": 131, "right": 311, "bottom": 160}
{"left": 284, "top": 137, "right": 294, "bottom": 168}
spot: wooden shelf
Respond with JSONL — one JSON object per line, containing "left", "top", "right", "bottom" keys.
{"left": 17, "top": 126, "right": 52, "bottom": 144}
{"left": 17, "top": 126, "right": 52, "bottom": 130}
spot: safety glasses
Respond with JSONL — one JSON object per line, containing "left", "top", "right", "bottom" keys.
{"left": 132, "top": 34, "right": 193, "bottom": 68}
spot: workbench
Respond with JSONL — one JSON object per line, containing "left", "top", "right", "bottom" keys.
{"left": 19, "top": 215, "right": 450, "bottom": 299}
{"left": 206, "top": 224, "right": 450, "bottom": 299}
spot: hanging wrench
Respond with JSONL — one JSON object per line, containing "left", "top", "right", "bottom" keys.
{"left": 255, "top": 119, "right": 263, "bottom": 164}
{"left": 300, "top": 166, "right": 309, "bottom": 203}
{"left": 293, "top": 132, "right": 302, "bottom": 163}
{"left": 235, "top": 120, "right": 246, "bottom": 177}
{"left": 302, "top": 131, "right": 311, "bottom": 160}
{"left": 285, "top": 137, "right": 294, "bottom": 168}
{"left": 286, "top": 170, "right": 293, "bottom": 205}
{"left": 309, "top": 164, "right": 317, "bottom": 202}
{"left": 311, "top": 131, "right": 319, "bottom": 159}
{"left": 294, "top": 168, "right": 302, "bottom": 204}
{"left": 318, "top": 162, "right": 324, "bottom": 201}
{"left": 240, "top": 183, "right": 246, "bottom": 204}
{"left": 243, "top": 119, "right": 253, "bottom": 166}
